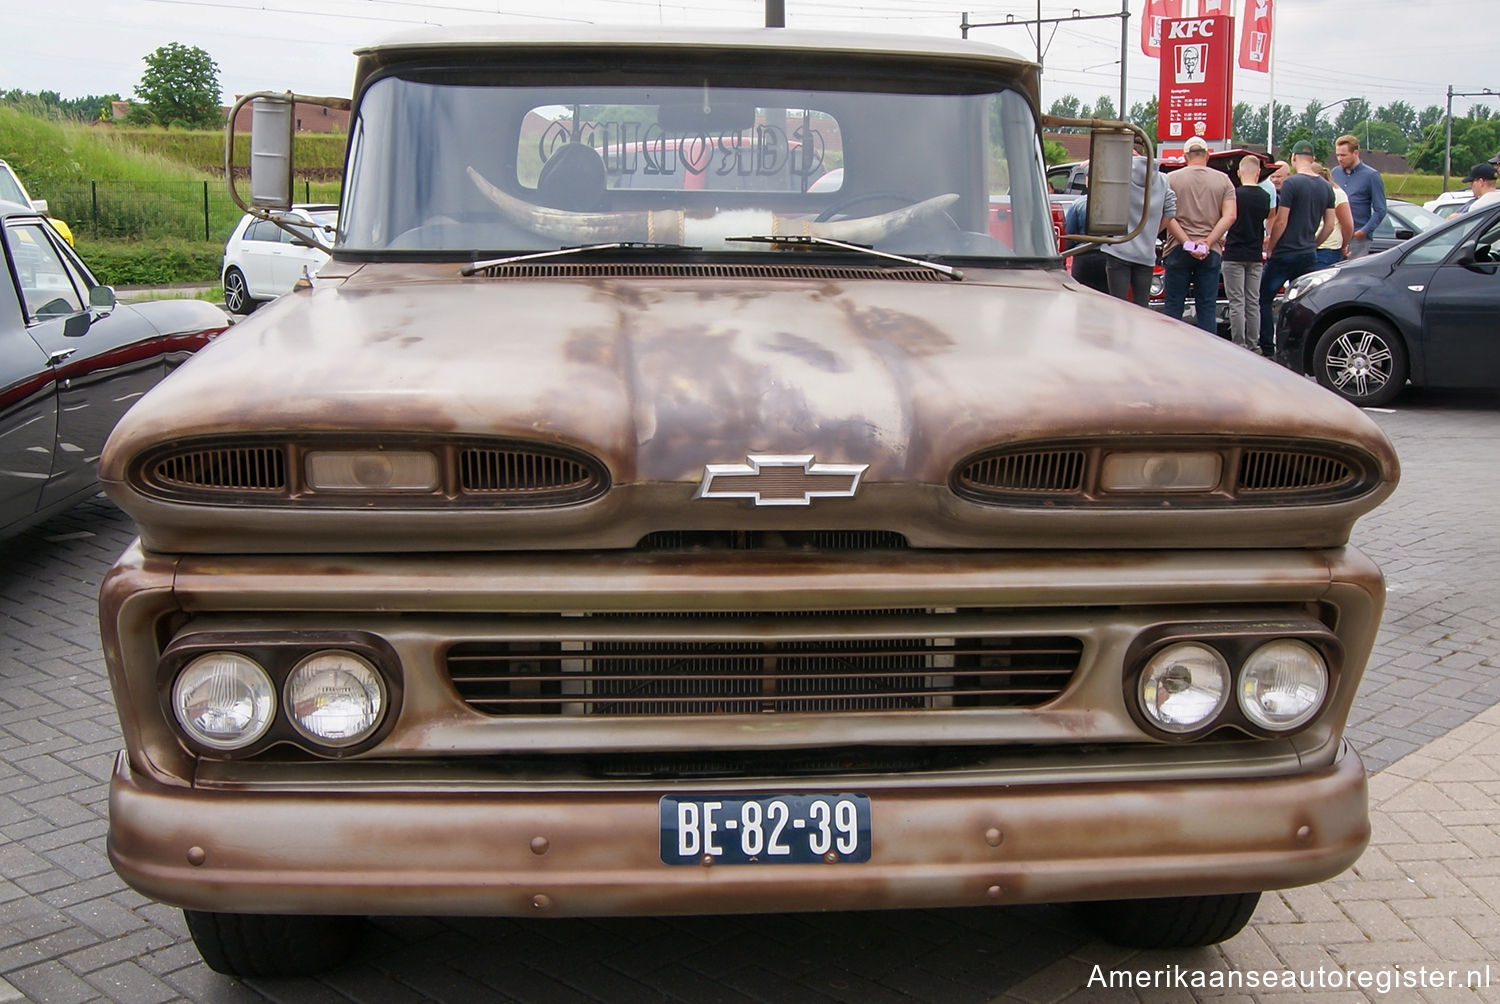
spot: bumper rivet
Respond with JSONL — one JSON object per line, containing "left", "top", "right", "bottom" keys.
{"left": 531, "top": 894, "right": 552, "bottom": 911}
{"left": 824, "top": 851, "right": 839, "bottom": 864}
{"left": 987, "top": 885, "right": 1003, "bottom": 899}
{"left": 985, "top": 828, "right": 1003, "bottom": 847}
{"left": 186, "top": 846, "right": 206, "bottom": 867}
{"left": 530, "top": 837, "right": 550, "bottom": 856}
{"left": 1296, "top": 825, "right": 1313, "bottom": 844}
{"left": 701, "top": 854, "right": 714, "bottom": 867}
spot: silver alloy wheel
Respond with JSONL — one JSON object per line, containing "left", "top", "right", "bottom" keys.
{"left": 223, "top": 268, "right": 249, "bottom": 314}
{"left": 1322, "top": 327, "right": 1394, "bottom": 399}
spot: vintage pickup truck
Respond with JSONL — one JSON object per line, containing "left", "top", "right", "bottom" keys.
{"left": 98, "top": 27, "right": 1398, "bottom": 977}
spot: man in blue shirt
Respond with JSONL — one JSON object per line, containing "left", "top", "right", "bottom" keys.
{"left": 1331, "top": 135, "right": 1387, "bottom": 259}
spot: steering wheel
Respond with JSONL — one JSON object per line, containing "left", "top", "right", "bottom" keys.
{"left": 814, "top": 191, "right": 918, "bottom": 223}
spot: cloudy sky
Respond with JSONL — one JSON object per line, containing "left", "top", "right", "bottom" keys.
{"left": 2, "top": 0, "right": 1495, "bottom": 125}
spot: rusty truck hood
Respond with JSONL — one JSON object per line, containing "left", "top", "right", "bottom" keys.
{"left": 101, "top": 261, "right": 1399, "bottom": 552}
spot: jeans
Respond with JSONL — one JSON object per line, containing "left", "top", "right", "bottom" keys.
{"left": 1259, "top": 251, "right": 1317, "bottom": 353}
{"left": 1104, "top": 255, "right": 1154, "bottom": 307}
{"left": 1222, "top": 260, "right": 1262, "bottom": 350}
{"left": 1162, "top": 247, "right": 1222, "bottom": 333}
{"left": 1315, "top": 247, "right": 1344, "bottom": 269}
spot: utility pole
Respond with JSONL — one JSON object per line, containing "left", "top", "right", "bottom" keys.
{"left": 1444, "top": 86, "right": 1496, "bottom": 192}
{"left": 962, "top": 7, "right": 1131, "bottom": 115}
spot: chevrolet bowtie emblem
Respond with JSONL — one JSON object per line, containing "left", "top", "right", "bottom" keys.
{"left": 696, "top": 454, "right": 868, "bottom": 506}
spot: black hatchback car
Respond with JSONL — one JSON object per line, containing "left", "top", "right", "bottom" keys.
{"left": 1277, "top": 201, "right": 1500, "bottom": 406}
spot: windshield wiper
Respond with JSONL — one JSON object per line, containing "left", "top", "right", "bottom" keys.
{"left": 461, "top": 242, "right": 700, "bottom": 276}
{"left": 723, "top": 234, "right": 963, "bottom": 280}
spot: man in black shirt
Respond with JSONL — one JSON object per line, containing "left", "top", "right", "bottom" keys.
{"left": 1259, "top": 141, "right": 1335, "bottom": 356}
{"left": 1224, "top": 155, "right": 1271, "bottom": 351}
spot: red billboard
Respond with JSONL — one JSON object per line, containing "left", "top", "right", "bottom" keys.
{"left": 1156, "top": 16, "right": 1235, "bottom": 144}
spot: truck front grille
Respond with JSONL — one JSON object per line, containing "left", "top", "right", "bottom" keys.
{"left": 446, "top": 625, "right": 1082, "bottom": 717}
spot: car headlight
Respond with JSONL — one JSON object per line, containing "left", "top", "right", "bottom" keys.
{"left": 1283, "top": 268, "right": 1337, "bottom": 302}
{"left": 1238, "top": 639, "right": 1328, "bottom": 730}
{"left": 284, "top": 651, "right": 387, "bottom": 746}
{"left": 1138, "top": 643, "right": 1230, "bottom": 734}
{"left": 305, "top": 450, "right": 440, "bottom": 491}
{"left": 1099, "top": 452, "right": 1222, "bottom": 492}
{"left": 172, "top": 653, "right": 276, "bottom": 750}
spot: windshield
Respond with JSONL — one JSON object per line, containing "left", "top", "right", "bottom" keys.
{"left": 0, "top": 166, "right": 30, "bottom": 206}
{"left": 340, "top": 73, "right": 1055, "bottom": 261}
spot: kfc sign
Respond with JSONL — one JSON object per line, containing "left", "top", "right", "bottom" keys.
{"left": 1157, "top": 15, "right": 1235, "bottom": 143}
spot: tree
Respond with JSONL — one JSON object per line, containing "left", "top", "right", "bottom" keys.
{"left": 1333, "top": 99, "right": 1372, "bottom": 139}
{"left": 133, "top": 42, "right": 222, "bottom": 129}
{"left": 1233, "top": 101, "right": 1264, "bottom": 146}
{"left": 1091, "top": 95, "right": 1117, "bottom": 122}
{"left": 1375, "top": 101, "right": 1417, "bottom": 142}
{"left": 1128, "top": 96, "right": 1157, "bottom": 142}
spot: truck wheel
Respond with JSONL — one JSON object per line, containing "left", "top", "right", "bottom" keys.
{"left": 183, "top": 910, "right": 362, "bottom": 977}
{"left": 1079, "top": 891, "right": 1260, "bottom": 948}
{"left": 1313, "top": 317, "right": 1408, "bottom": 407}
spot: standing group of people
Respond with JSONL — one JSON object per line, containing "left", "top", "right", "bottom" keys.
{"left": 1066, "top": 133, "right": 1390, "bottom": 359}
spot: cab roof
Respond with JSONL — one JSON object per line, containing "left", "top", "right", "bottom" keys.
{"left": 352, "top": 26, "right": 1038, "bottom": 96}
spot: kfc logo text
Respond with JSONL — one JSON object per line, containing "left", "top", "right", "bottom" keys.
{"left": 1167, "top": 19, "right": 1218, "bottom": 38}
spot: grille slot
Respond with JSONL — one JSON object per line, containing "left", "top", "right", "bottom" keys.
{"left": 957, "top": 450, "right": 1087, "bottom": 495}
{"left": 1238, "top": 450, "right": 1354, "bottom": 493}
{"left": 473, "top": 263, "right": 949, "bottom": 281}
{"left": 447, "top": 629, "right": 1082, "bottom": 717}
{"left": 459, "top": 448, "right": 602, "bottom": 497}
{"left": 637, "top": 530, "right": 909, "bottom": 551}
{"left": 150, "top": 447, "right": 286, "bottom": 492}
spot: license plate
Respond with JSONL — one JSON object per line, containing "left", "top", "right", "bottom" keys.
{"left": 660, "top": 794, "right": 871, "bottom": 865}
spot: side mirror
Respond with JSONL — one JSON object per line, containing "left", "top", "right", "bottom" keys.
{"left": 89, "top": 284, "right": 117, "bottom": 313}
{"left": 30, "top": 198, "right": 49, "bottom": 216}
{"left": 250, "top": 96, "right": 295, "bottom": 211}
{"left": 225, "top": 90, "right": 349, "bottom": 220}
{"left": 1082, "top": 129, "right": 1135, "bottom": 237}
{"left": 1395, "top": 228, "right": 1415, "bottom": 241}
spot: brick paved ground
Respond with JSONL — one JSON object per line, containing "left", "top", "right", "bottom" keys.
{"left": 1, "top": 390, "right": 1497, "bottom": 1003}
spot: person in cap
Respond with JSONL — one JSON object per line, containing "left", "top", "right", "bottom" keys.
{"left": 1259, "top": 140, "right": 1336, "bottom": 357}
{"left": 1456, "top": 163, "right": 1500, "bottom": 214}
{"left": 1162, "top": 136, "right": 1237, "bottom": 333}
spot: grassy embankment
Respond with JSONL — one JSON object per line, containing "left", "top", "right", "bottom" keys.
{"left": 0, "top": 106, "right": 341, "bottom": 285}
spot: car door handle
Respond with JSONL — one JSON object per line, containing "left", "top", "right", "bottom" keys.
{"left": 47, "top": 348, "right": 76, "bottom": 366}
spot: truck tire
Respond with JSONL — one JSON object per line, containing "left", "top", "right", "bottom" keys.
{"left": 184, "top": 910, "right": 362, "bottom": 977}
{"left": 1079, "top": 891, "right": 1260, "bottom": 948}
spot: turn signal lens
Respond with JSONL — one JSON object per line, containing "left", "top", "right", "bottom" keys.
{"left": 1239, "top": 639, "right": 1328, "bottom": 731}
{"left": 284, "top": 651, "right": 386, "bottom": 747}
{"left": 172, "top": 652, "right": 275, "bottom": 750}
{"left": 305, "top": 451, "right": 439, "bottom": 491}
{"left": 1100, "top": 452, "right": 1222, "bottom": 492}
{"left": 1139, "top": 643, "right": 1230, "bottom": 734}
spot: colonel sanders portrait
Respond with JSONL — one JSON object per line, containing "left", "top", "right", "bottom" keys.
{"left": 1176, "top": 44, "right": 1206, "bottom": 84}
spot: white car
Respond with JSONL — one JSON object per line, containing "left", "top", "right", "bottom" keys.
{"left": 1423, "top": 189, "right": 1474, "bottom": 219}
{"left": 221, "top": 205, "right": 337, "bottom": 314}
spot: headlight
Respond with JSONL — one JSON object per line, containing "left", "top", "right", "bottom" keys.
{"left": 1100, "top": 452, "right": 1222, "bottom": 492}
{"left": 172, "top": 653, "right": 276, "bottom": 750}
{"left": 1138, "top": 643, "right": 1230, "bottom": 734}
{"left": 1283, "top": 268, "right": 1337, "bottom": 302}
{"left": 304, "top": 450, "right": 439, "bottom": 491}
{"left": 284, "top": 651, "right": 387, "bottom": 746}
{"left": 1239, "top": 639, "right": 1328, "bottom": 730}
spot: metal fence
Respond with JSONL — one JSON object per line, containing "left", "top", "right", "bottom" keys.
{"left": 45, "top": 180, "right": 340, "bottom": 243}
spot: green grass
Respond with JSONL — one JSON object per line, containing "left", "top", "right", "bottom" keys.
{"left": 1383, "top": 173, "right": 1450, "bottom": 202}
{"left": 110, "top": 128, "right": 347, "bottom": 173}
{"left": 76, "top": 237, "right": 223, "bottom": 286}
{"left": 2, "top": 106, "right": 341, "bottom": 244}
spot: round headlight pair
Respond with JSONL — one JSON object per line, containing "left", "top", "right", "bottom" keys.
{"left": 1138, "top": 639, "right": 1327, "bottom": 736}
{"left": 171, "top": 650, "right": 386, "bottom": 752}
